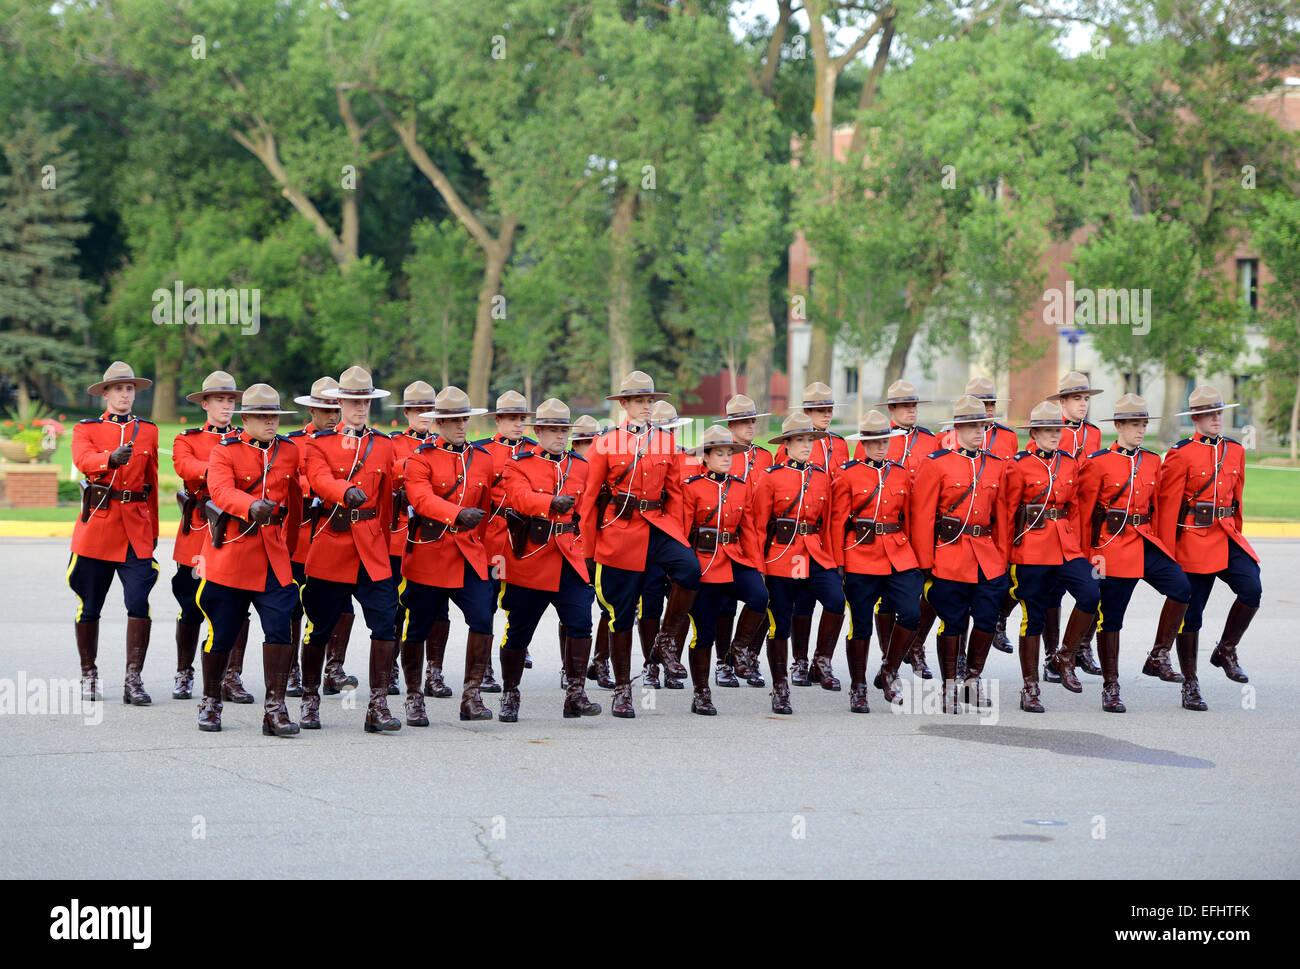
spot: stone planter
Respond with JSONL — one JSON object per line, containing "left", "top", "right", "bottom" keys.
{"left": 0, "top": 440, "right": 33, "bottom": 463}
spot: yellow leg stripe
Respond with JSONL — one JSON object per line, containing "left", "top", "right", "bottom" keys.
{"left": 766, "top": 608, "right": 776, "bottom": 639}
{"left": 687, "top": 614, "right": 697, "bottom": 650}
{"left": 593, "top": 563, "right": 617, "bottom": 634}
{"left": 195, "top": 576, "right": 216, "bottom": 654}
{"left": 397, "top": 576, "right": 410, "bottom": 642}
{"left": 66, "top": 554, "right": 84, "bottom": 623}
{"left": 1009, "top": 564, "right": 1030, "bottom": 638}
{"left": 636, "top": 594, "right": 644, "bottom": 622}
{"left": 296, "top": 576, "right": 315, "bottom": 645}
{"left": 148, "top": 558, "right": 158, "bottom": 620}
{"left": 499, "top": 582, "right": 512, "bottom": 649}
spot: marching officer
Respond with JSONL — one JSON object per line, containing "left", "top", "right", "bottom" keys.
{"left": 561, "top": 414, "right": 608, "bottom": 690}
{"left": 497, "top": 399, "right": 601, "bottom": 720}
{"left": 712, "top": 393, "right": 773, "bottom": 687}
{"left": 753, "top": 413, "right": 845, "bottom": 714}
{"left": 999, "top": 401, "right": 1100, "bottom": 712}
{"left": 775, "top": 382, "right": 850, "bottom": 686}
{"left": 867, "top": 380, "right": 938, "bottom": 680}
{"left": 1156, "top": 386, "right": 1262, "bottom": 711}
{"left": 400, "top": 387, "right": 495, "bottom": 722}
{"left": 910, "top": 396, "right": 1009, "bottom": 713}
{"left": 477, "top": 390, "right": 538, "bottom": 686}
{"left": 576, "top": 370, "right": 701, "bottom": 719}
{"left": 833, "top": 411, "right": 922, "bottom": 712}
{"left": 300, "top": 366, "right": 400, "bottom": 733}
{"left": 387, "top": 381, "right": 438, "bottom": 697}
{"left": 67, "top": 361, "right": 160, "bottom": 705}
{"left": 170, "top": 371, "right": 239, "bottom": 702}
{"left": 680, "top": 426, "right": 767, "bottom": 715}
{"left": 194, "top": 385, "right": 302, "bottom": 735}
{"left": 1074, "top": 394, "right": 1191, "bottom": 712}
{"left": 286, "top": 377, "right": 345, "bottom": 698}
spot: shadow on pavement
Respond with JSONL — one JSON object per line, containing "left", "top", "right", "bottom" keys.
{"left": 917, "top": 724, "right": 1215, "bottom": 768}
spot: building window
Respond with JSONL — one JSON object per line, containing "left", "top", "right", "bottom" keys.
{"left": 1233, "top": 375, "right": 1251, "bottom": 429}
{"left": 845, "top": 369, "right": 859, "bottom": 396}
{"left": 1123, "top": 373, "right": 1142, "bottom": 395}
{"left": 1237, "top": 259, "right": 1259, "bottom": 310}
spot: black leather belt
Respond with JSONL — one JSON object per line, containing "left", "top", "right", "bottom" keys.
{"left": 97, "top": 485, "right": 150, "bottom": 503}
{"left": 611, "top": 493, "right": 662, "bottom": 517}
{"left": 851, "top": 518, "right": 903, "bottom": 534}
{"left": 327, "top": 506, "right": 378, "bottom": 531}
{"left": 691, "top": 526, "right": 740, "bottom": 552}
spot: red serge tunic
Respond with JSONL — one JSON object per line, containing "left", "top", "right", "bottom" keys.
{"left": 1156, "top": 434, "right": 1258, "bottom": 574}
{"left": 71, "top": 413, "right": 160, "bottom": 562}
{"left": 171, "top": 423, "right": 233, "bottom": 569}
{"left": 680, "top": 470, "right": 763, "bottom": 583}
{"left": 910, "top": 447, "right": 1009, "bottom": 582}
{"left": 1074, "top": 444, "right": 1173, "bottom": 578}
{"left": 201, "top": 431, "right": 301, "bottom": 591}
{"left": 998, "top": 448, "right": 1086, "bottom": 566}
{"left": 752, "top": 459, "right": 836, "bottom": 578}
{"left": 856, "top": 424, "right": 937, "bottom": 479}
{"left": 728, "top": 443, "right": 774, "bottom": 483}
{"left": 1060, "top": 419, "right": 1102, "bottom": 464}
{"left": 402, "top": 438, "right": 494, "bottom": 587}
{"left": 303, "top": 426, "right": 394, "bottom": 583}
{"left": 389, "top": 428, "right": 432, "bottom": 557}
{"left": 477, "top": 433, "right": 539, "bottom": 569}
{"left": 777, "top": 432, "right": 850, "bottom": 480}
{"left": 831, "top": 458, "right": 919, "bottom": 575}
{"left": 502, "top": 449, "right": 590, "bottom": 592}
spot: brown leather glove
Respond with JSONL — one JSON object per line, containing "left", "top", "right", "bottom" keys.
{"left": 248, "top": 499, "right": 276, "bottom": 523}
{"left": 107, "top": 443, "right": 133, "bottom": 468}
{"left": 549, "top": 494, "right": 576, "bottom": 514}
{"left": 455, "top": 507, "right": 486, "bottom": 529}
{"left": 343, "top": 486, "right": 366, "bottom": 509}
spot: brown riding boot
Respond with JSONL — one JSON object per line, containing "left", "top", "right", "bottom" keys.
{"left": 874, "top": 609, "right": 895, "bottom": 660}
{"left": 173, "top": 620, "right": 201, "bottom": 699}
{"left": 261, "top": 643, "right": 299, "bottom": 736}
{"left": 963, "top": 628, "right": 995, "bottom": 708}
{"left": 1210, "top": 600, "right": 1256, "bottom": 683}
{"left": 1051, "top": 608, "right": 1095, "bottom": 693}
{"left": 906, "top": 598, "right": 935, "bottom": 679}
{"left": 688, "top": 640, "right": 716, "bottom": 715}
{"left": 767, "top": 637, "right": 791, "bottom": 714}
{"left": 809, "top": 612, "right": 845, "bottom": 691}
{"left": 846, "top": 638, "right": 870, "bottom": 714}
{"left": 991, "top": 592, "right": 1016, "bottom": 653}
{"left": 874, "top": 622, "right": 916, "bottom": 705}
{"left": 610, "top": 629, "right": 636, "bottom": 718}
{"left": 1075, "top": 616, "right": 1102, "bottom": 675}
{"left": 714, "top": 612, "right": 739, "bottom": 687}
{"left": 222, "top": 620, "right": 255, "bottom": 703}
{"left": 1142, "top": 598, "right": 1187, "bottom": 682}
{"left": 1042, "top": 607, "right": 1062, "bottom": 683}
{"left": 729, "top": 606, "right": 766, "bottom": 687}
{"left": 937, "top": 633, "right": 961, "bottom": 713}
{"left": 364, "top": 640, "right": 402, "bottom": 732}
{"left": 588, "top": 618, "right": 615, "bottom": 689}
{"left": 197, "top": 648, "right": 231, "bottom": 731}
{"left": 388, "top": 640, "right": 401, "bottom": 696}
{"left": 790, "top": 614, "right": 813, "bottom": 686}
{"left": 76, "top": 621, "right": 101, "bottom": 701}
{"left": 459, "top": 631, "right": 494, "bottom": 721}
{"left": 286, "top": 616, "right": 303, "bottom": 697}
{"left": 558, "top": 622, "right": 569, "bottom": 689}
{"left": 1018, "top": 635, "right": 1044, "bottom": 712}
{"left": 402, "top": 637, "right": 428, "bottom": 726}
{"left": 654, "top": 583, "right": 696, "bottom": 682}
{"left": 123, "top": 616, "right": 152, "bottom": 706}
{"left": 1177, "top": 631, "right": 1207, "bottom": 711}
{"left": 323, "top": 613, "right": 358, "bottom": 694}
{"left": 1097, "top": 630, "right": 1125, "bottom": 713}
{"left": 563, "top": 636, "right": 602, "bottom": 717}
{"left": 498, "top": 648, "right": 526, "bottom": 722}
{"left": 639, "top": 614, "right": 663, "bottom": 689}
{"left": 299, "top": 633, "right": 326, "bottom": 729}
{"left": 423, "top": 620, "right": 453, "bottom": 698}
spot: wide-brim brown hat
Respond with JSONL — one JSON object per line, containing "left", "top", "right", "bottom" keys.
{"left": 419, "top": 385, "right": 488, "bottom": 419}
{"left": 485, "top": 389, "right": 535, "bottom": 417}
{"left": 964, "top": 376, "right": 1010, "bottom": 403}
{"left": 294, "top": 377, "right": 343, "bottom": 409}
{"left": 1100, "top": 393, "right": 1162, "bottom": 423}
{"left": 569, "top": 415, "right": 601, "bottom": 441}
{"left": 1048, "top": 371, "right": 1104, "bottom": 400}
{"left": 388, "top": 379, "right": 437, "bottom": 409}
{"left": 650, "top": 399, "right": 692, "bottom": 431}
{"left": 800, "top": 382, "right": 836, "bottom": 409}
{"left": 877, "top": 379, "right": 931, "bottom": 407}
{"left": 525, "top": 398, "right": 573, "bottom": 428}
{"left": 847, "top": 409, "right": 907, "bottom": 442}
{"left": 1175, "top": 384, "right": 1239, "bottom": 418}
{"left": 88, "top": 361, "right": 152, "bottom": 396}
{"left": 606, "top": 370, "right": 671, "bottom": 401}
{"left": 184, "top": 370, "right": 242, "bottom": 404}
{"left": 233, "top": 383, "right": 297, "bottom": 416}
{"left": 769, "top": 413, "right": 830, "bottom": 445}
{"left": 716, "top": 393, "right": 771, "bottom": 422}
{"left": 1017, "top": 400, "right": 1068, "bottom": 430}
{"left": 687, "top": 425, "right": 738, "bottom": 457}
{"left": 322, "top": 365, "right": 391, "bottom": 401}
{"left": 951, "top": 395, "right": 989, "bottom": 425}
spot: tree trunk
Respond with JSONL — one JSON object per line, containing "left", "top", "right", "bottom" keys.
{"left": 1161, "top": 370, "right": 1186, "bottom": 447}
{"left": 1290, "top": 372, "right": 1299, "bottom": 462}
{"left": 607, "top": 182, "right": 639, "bottom": 420}
{"left": 151, "top": 353, "right": 179, "bottom": 423}
{"left": 466, "top": 216, "right": 519, "bottom": 433}
{"left": 744, "top": 254, "right": 775, "bottom": 414}
{"left": 882, "top": 312, "right": 920, "bottom": 399}
{"left": 523, "top": 369, "right": 533, "bottom": 410}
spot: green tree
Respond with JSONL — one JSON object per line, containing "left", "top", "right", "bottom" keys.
{"left": 1251, "top": 192, "right": 1300, "bottom": 458}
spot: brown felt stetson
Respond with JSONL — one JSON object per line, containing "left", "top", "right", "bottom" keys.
{"left": 846, "top": 409, "right": 906, "bottom": 442}
{"left": 964, "top": 376, "right": 1010, "bottom": 403}
{"left": 184, "top": 370, "right": 242, "bottom": 404}
{"left": 1175, "top": 384, "right": 1239, "bottom": 418}
{"left": 570, "top": 415, "right": 601, "bottom": 441}
{"left": 769, "top": 412, "right": 829, "bottom": 445}
{"left": 387, "top": 380, "right": 437, "bottom": 409}
{"left": 88, "top": 361, "right": 152, "bottom": 396}
{"left": 419, "top": 386, "right": 488, "bottom": 419}
{"left": 293, "top": 377, "right": 342, "bottom": 409}
{"left": 715, "top": 393, "right": 770, "bottom": 422}
{"left": 1048, "top": 370, "right": 1104, "bottom": 400}
{"left": 800, "top": 381, "right": 836, "bottom": 409}
{"left": 1017, "top": 400, "right": 1068, "bottom": 430}
{"left": 650, "top": 399, "right": 692, "bottom": 431}
{"left": 606, "top": 370, "right": 671, "bottom": 401}
{"left": 687, "top": 425, "right": 738, "bottom": 457}
{"left": 525, "top": 398, "right": 573, "bottom": 428}
{"left": 1100, "top": 393, "right": 1162, "bottom": 423}
{"left": 321, "top": 366, "right": 391, "bottom": 401}
{"left": 232, "top": 383, "right": 297, "bottom": 416}
{"left": 951, "top": 395, "right": 989, "bottom": 425}
{"left": 877, "top": 379, "right": 931, "bottom": 407}
{"left": 485, "top": 390, "right": 535, "bottom": 418}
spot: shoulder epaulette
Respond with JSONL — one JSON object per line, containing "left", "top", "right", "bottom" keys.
{"left": 135, "top": 418, "right": 156, "bottom": 426}
{"left": 218, "top": 436, "right": 238, "bottom": 446}
{"left": 1084, "top": 419, "right": 1099, "bottom": 429}
{"left": 286, "top": 429, "right": 307, "bottom": 438}
{"left": 1170, "top": 438, "right": 1192, "bottom": 450}
{"left": 994, "top": 422, "right": 1015, "bottom": 432}
{"left": 927, "top": 448, "right": 950, "bottom": 459}
{"left": 840, "top": 459, "right": 860, "bottom": 470}
{"left": 986, "top": 452, "right": 1006, "bottom": 461}
{"left": 511, "top": 450, "right": 537, "bottom": 462}
{"left": 369, "top": 428, "right": 389, "bottom": 439}
{"left": 685, "top": 473, "right": 707, "bottom": 484}
{"left": 470, "top": 436, "right": 493, "bottom": 447}
{"left": 596, "top": 426, "right": 618, "bottom": 437}
{"left": 829, "top": 430, "right": 845, "bottom": 440}
{"left": 77, "top": 417, "right": 102, "bottom": 424}
{"left": 1014, "top": 450, "right": 1031, "bottom": 461}
{"left": 1139, "top": 446, "right": 1159, "bottom": 457}
{"left": 415, "top": 441, "right": 438, "bottom": 453}
{"left": 314, "top": 429, "right": 337, "bottom": 438}
{"left": 470, "top": 442, "right": 491, "bottom": 455}
{"left": 1223, "top": 435, "right": 1241, "bottom": 447}
{"left": 1088, "top": 448, "right": 1110, "bottom": 460}
{"left": 809, "top": 463, "right": 828, "bottom": 473}
{"left": 522, "top": 435, "right": 538, "bottom": 445}
{"left": 276, "top": 433, "right": 293, "bottom": 443}
{"left": 567, "top": 451, "right": 587, "bottom": 463}
{"left": 763, "top": 464, "right": 782, "bottom": 473}
{"left": 180, "top": 426, "right": 204, "bottom": 436}
{"left": 887, "top": 459, "right": 906, "bottom": 470}
{"left": 916, "top": 425, "right": 934, "bottom": 436}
